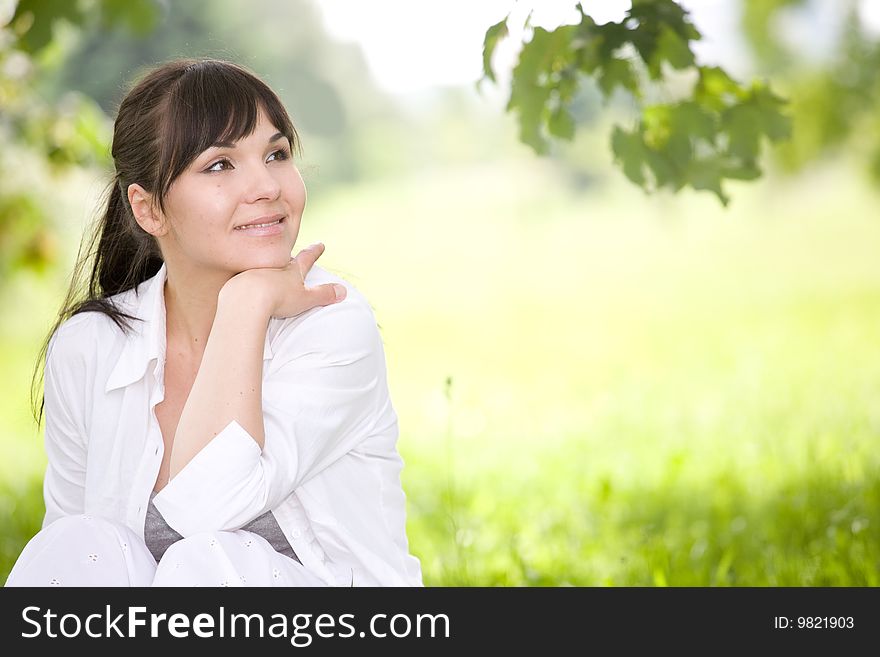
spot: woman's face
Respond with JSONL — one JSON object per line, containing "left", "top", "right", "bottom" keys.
{"left": 157, "top": 106, "right": 304, "bottom": 275}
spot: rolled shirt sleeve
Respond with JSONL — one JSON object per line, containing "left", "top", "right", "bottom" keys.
{"left": 153, "top": 291, "right": 387, "bottom": 537}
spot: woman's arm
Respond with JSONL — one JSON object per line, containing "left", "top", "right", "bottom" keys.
{"left": 168, "top": 281, "right": 272, "bottom": 478}
{"left": 152, "top": 280, "right": 388, "bottom": 538}
{"left": 168, "top": 244, "right": 342, "bottom": 478}
{"left": 42, "top": 329, "right": 88, "bottom": 527}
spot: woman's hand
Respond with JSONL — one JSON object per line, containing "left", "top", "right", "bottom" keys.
{"left": 222, "top": 242, "right": 346, "bottom": 319}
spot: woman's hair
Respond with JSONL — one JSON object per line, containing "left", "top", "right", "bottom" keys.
{"left": 30, "top": 57, "right": 301, "bottom": 427}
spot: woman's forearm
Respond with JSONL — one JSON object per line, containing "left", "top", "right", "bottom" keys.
{"left": 169, "top": 281, "right": 273, "bottom": 479}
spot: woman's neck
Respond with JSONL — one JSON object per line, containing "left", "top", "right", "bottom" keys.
{"left": 163, "top": 266, "right": 233, "bottom": 360}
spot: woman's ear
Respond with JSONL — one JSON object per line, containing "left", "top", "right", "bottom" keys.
{"left": 127, "top": 183, "right": 168, "bottom": 237}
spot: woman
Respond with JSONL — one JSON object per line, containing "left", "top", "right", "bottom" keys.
{"left": 5, "top": 58, "right": 423, "bottom": 587}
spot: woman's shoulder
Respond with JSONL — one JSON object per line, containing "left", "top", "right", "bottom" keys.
{"left": 271, "top": 264, "right": 386, "bottom": 357}
{"left": 48, "top": 302, "right": 133, "bottom": 365}
{"left": 303, "top": 263, "right": 377, "bottom": 316}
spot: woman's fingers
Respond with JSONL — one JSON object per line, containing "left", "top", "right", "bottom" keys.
{"left": 294, "top": 242, "right": 325, "bottom": 276}
{"left": 290, "top": 243, "right": 345, "bottom": 306}
{"left": 307, "top": 282, "right": 347, "bottom": 309}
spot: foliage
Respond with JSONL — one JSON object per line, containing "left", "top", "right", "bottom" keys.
{"left": 481, "top": 0, "right": 792, "bottom": 205}
{"left": 741, "top": 0, "right": 880, "bottom": 181}
{"left": 0, "top": 0, "right": 161, "bottom": 278}
{"left": 10, "top": 0, "right": 160, "bottom": 54}
{"left": 740, "top": 0, "right": 805, "bottom": 74}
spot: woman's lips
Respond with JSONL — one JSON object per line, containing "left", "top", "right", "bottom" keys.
{"left": 233, "top": 216, "right": 285, "bottom": 236}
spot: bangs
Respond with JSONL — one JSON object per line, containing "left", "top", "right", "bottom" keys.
{"left": 154, "top": 60, "right": 299, "bottom": 212}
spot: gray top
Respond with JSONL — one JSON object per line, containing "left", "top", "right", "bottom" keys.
{"left": 144, "top": 491, "right": 300, "bottom": 563}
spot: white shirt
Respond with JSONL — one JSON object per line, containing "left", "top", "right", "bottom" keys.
{"left": 41, "top": 262, "right": 423, "bottom": 586}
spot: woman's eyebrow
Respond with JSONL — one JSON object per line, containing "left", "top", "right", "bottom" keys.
{"left": 209, "top": 132, "right": 285, "bottom": 149}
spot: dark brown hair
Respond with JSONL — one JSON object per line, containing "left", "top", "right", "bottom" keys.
{"left": 30, "top": 57, "right": 301, "bottom": 426}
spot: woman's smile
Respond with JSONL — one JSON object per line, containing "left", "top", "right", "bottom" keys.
{"left": 233, "top": 215, "right": 286, "bottom": 236}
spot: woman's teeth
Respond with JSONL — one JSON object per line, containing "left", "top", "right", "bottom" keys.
{"left": 235, "top": 219, "right": 282, "bottom": 230}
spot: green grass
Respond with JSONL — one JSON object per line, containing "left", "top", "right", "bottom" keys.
{"left": 2, "top": 156, "right": 879, "bottom": 585}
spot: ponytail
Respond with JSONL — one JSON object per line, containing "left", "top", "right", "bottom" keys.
{"left": 92, "top": 179, "right": 163, "bottom": 297}
{"left": 29, "top": 178, "right": 161, "bottom": 428}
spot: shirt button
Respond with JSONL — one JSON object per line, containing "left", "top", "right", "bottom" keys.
{"left": 154, "top": 447, "right": 159, "bottom": 456}
{"left": 291, "top": 529, "right": 302, "bottom": 540}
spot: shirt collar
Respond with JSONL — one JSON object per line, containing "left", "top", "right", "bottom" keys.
{"left": 105, "top": 262, "right": 274, "bottom": 393}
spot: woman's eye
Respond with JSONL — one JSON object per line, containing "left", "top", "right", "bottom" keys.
{"left": 206, "top": 158, "right": 232, "bottom": 173}
{"left": 204, "top": 149, "right": 290, "bottom": 173}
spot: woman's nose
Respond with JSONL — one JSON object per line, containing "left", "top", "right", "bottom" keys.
{"left": 243, "top": 163, "right": 281, "bottom": 203}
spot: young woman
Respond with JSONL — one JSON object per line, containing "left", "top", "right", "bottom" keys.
{"left": 5, "top": 58, "right": 422, "bottom": 587}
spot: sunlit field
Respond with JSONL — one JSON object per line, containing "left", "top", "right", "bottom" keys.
{"left": 2, "top": 153, "right": 879, "bottom": 586}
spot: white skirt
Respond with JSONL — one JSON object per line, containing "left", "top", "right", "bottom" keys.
{"left": 4, "top": 515, "right": 327, "bottom": 587}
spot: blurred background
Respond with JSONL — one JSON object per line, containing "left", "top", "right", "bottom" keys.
{"left": 1, "top": 0, "right": 878, "bottom": 585}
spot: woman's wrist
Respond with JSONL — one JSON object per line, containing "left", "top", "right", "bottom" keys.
{"left": 218, "top": 273, "right": 275, "bottom": 321}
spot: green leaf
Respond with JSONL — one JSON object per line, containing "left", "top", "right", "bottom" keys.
{"left": 656, "top": 25, "right": 695, "bottom": 70}
{"left": 597, "top": 57, "right": 639, "bottom": 98}
{"left": 548, "top": 106, "right": 575, "bottom": 140}
{"left": 593, "top": 20, "right": 630, "bottom": 61}
{"left": 695, "top": 66, "right": 747, "bottom": 111}
{"left": 517, "top": 25, "right": 579, "bottom": 83}
{"left": 481, "top": 15, "right": 510, "bottom": 84}
{"left": 571, "top": 12, "right": 602, "bottom": 75}
{"left": 11, "top": 0, "right": 163, "bottom": 53}
{"left": 488, "top": 0, "right": 791, "bottom": 206}
{"left": 629, "top": 0, "right": 700, "bottom": 78}
{"left": 507, "top": 67, "right": 552, "bottom": 154}
{"left": 722, "top": 104, "right": 763, "bottom": 161}
{"left": 642, "top": 104, "right": 673, "bottom": 149}
{"left": 722, "top": 83, "right": 791, "bottom": 162}
{"left": 12, "top": 0, "right": 85, "bottom": 53}
{"left": 686, "top": 158, "right": 730, "bottom": 206}
{"left": 632, "top": 0, "right": 701, "bottom": 41}
{"left": 508, "top": 24, "right": 578, "bottom": 154}
{"left": 644, "top": 147, "right": 679, "bottom": 189}
{"left": 514, "top": 84, "right": 552, "bottom": 154}
{"left": 722, "top": 161, "right": 762, "bottom": 180}
{"left": 670, "top": 101, "right": 716, "bottom": 143}
{"left": 611, "top": 126, "right": 648, "bottom": 186}
{"left": 556, "top": 66, "right": 580, "bottom": 104}
{"left": 750, "top": 83, "right": 792, "bottom": 141}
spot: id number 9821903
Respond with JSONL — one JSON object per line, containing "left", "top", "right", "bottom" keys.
{"left": 773, "top": 616, "right": 854, "bottom": 629}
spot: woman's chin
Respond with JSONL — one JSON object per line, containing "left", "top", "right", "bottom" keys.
{"left": 239, "top": 250, "right": 296, "bottom": 271}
